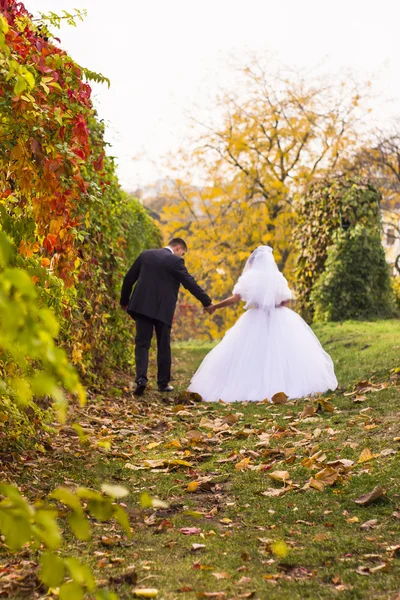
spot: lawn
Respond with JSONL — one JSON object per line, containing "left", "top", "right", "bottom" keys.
{"left": 0, "top": 320, "right": 399, "bottom": 600}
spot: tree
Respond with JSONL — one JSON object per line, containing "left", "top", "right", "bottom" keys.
{"left": 311, "top": 225, "right": 394, "bottom": 322}
{"left": 161, "top": 63, "right": 370, "bottom": 338}
{"left": 294, "top": 177, "right": 381, "bottom": 321}
{"left": 348, "top": 129, "right": 400, "bottom": 274}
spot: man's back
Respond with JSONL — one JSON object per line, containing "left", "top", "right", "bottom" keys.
{"left": 121, "top": 248, "right": 211, "bottom": 325}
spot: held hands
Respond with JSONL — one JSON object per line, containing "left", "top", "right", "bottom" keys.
{"left": 204, "top": 304, "right": 216, "bottom": 315}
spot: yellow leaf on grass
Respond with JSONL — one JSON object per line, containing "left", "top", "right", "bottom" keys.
{"left": 147, "top": 441, "right": 162, "bottom": 450}
{"left": 168, "top": 459, "right": 193, "bottom": 467}
{"left": 346, "top": 516, "right": 359, "bottom": 523}
{"left": 271, "top": 540, "right": 289, "bottom": 558}
{"left": 186, "top": 481, "right": 199, "bottom": 493}
{"left": 358, "top": 448, "right": 374, "bottom": 463}
{"left": 235, "top": 457, "right": 251, "bottom": 470}
{"left": 314, "top": 467, "right": 339, "bottom": 485}
{"left": 164, "top": 439, "right": 182, "bottom": 449}
{"left": 133, "top": 589, "right": 158, "bottom": 598}
{"left": 309, "top": 478, "right": 325, "bottom": 491}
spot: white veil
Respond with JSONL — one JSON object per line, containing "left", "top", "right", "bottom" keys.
{"left": 233, "top": 246, "right": 292, "bottom": 310}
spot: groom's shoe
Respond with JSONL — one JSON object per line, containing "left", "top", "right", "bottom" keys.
{"left": 158, "top": 384, "right": 174, "bottom": 393}
{"left": 133, "top": 381, "right": 147, "bottom": 396}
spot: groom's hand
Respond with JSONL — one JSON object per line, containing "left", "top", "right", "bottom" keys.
{"left": 120, "top": 304, "right": 128, "bottom": 312}
{"left": 204, "top": 304, "right": 216, "bottom": 315}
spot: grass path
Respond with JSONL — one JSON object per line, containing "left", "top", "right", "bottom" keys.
{"left": 1, "top": 320, "right": 399, "bottom": 600}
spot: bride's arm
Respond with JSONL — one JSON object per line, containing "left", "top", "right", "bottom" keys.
{"left": 205, "top": 294, "right": 241, "bottom": 314}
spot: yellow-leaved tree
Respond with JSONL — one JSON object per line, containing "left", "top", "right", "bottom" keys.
{"left": 159, "top": 62, "right": 368, "bottom": 339}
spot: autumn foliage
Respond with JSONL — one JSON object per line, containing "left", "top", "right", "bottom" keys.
{"left": 159, "top": 66, "right": 372, "bottom": 339}
{"left": 0, "top": 2, "right": 160, "bottom": 443}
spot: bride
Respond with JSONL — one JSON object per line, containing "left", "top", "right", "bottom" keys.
{"left": 188, "top": 246, "right": 338, "bottom": 403}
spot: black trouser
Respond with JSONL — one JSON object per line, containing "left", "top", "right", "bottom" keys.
{"left": 134, "top": 314, "right": 171, "bottom": 387}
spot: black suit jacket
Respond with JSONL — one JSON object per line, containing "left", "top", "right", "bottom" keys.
{"left": 120, "top": 248, "right": 212, "bottom": 326}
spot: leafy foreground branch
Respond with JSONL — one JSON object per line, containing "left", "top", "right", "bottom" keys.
{"left": 0, "top": 483, "right": 131, "bottom": 599}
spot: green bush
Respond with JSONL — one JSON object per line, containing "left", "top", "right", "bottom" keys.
{"left": 311, "top": 225, "right": 394, "bottom": 321}
{"left": 295, "top": 178, "right": 381, "bottom": 321}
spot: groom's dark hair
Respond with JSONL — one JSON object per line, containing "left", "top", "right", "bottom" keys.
{"left": 168, "top": 237, "right": 187, "bottom": 251}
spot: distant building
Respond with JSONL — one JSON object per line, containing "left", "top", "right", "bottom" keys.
{"left": 381, "top": 207, "right": 400, "bottom": 277}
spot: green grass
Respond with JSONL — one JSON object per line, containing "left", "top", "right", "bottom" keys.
{"left": 1, "top": 320, "right": 399, "bottom": 600}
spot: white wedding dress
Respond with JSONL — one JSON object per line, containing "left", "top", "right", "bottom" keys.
{"left": 188, "top": 246, "right": 338, "bottom": 403}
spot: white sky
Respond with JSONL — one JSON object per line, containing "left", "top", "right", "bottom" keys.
{"left": 27, "top": 0, "right": 400, "bottom": 190}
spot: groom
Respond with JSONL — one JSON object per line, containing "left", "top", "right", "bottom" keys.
{"left": 120, "top": 238, "right": 213, "bottom": 396}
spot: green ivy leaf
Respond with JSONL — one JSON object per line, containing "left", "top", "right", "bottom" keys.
{"left": 65, "top": 557, "right": 95, "bottom": 591}
{"left": 50, "top": 488, "right": 82, "bottom": 513}
{"left": 0, "top": 514, "right": 32, "bottom": 550}
{"left": 59, "top": 581, "right": 84, "bottom": 600}
{"left": 87, "top": 499, "right": 114, "bottom": 521}
{"left": 113, "top": 504, "right": 131, "bottom": 536}
{"left": 39, "top": 551, "right": 65, "bottom": 587}
{"left": 34, "top": 509, "right": 62, "bottom": 550}
{"left": 13, "top": 76, "right": 26, "bottom": 96}
{"left": 67, "top": 512, "right": 91, "bottom": 541}
{"left": 9, "top": 378, "right": 32, "bottom": 406}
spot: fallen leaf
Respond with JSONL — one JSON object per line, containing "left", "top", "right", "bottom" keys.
{"left": 222, "top": 413, "right": 239, "bottom": 424}
{"left": 143, "top": 459, "right": 165, "bottom": 468}
{"left": 196, "top": 593, "right": 226, "bottom": 599}
{"left": 360, "top": 519, "right": 378, "bottom": 530}
{"left": 317, "top": 398, "right": 334, "bottom": 412}
{"left": 212, "top": 572, "right": 231, "bottom": 579}
{"left": 271, "top": 392, "right": 288, "bottom": 404}
{"left": 235, "top": 457, "right": 251, "bottom": 470}
{"left": 186, "top": 430, "right": 205, "bottom": 442}
{"left": 326, "top": 459, "right": 354, "bottom": 469}
{"left": 346, "top": 516, "right": 359, "bottom": 524}
{"left": 358, "top": 448, "right": 374, "bottom": 463}
{"left": 355, "top": 565, "right": 370, "bottom": 576}
{"left": 147, "top": 441, "right": 162, "bottom": 449}
{"left": 309, "top": 478, "right": 325, "bottom": 492}
{"left": 262, "top": 487, "right": 290, "bottom": 497}
{"left": 300, "top": 404, "right": 317, "bottom": 418}
{"left": 179, "top": 527, "right": 202, "bottom": 535}
{"left": 237, "top": 576, "right": 252, "bottom": 585}
{"left": 186, "top": 481, "right": 199, "bottom": 493}
{"left": 370, "top": 563, "right": 390, "bottom": 574}
{"left": 268, "top": 470, "right": 290, "bottom": 483}
{"left": 354, "top": 486, "right": 384, "bottom": 506}
{"left": 133, "top": 589, "right": 158, "bottom": 598}
{"left": 314, "top": 467, "right": 339, "bottom": 485}
{"left": 380, "top": 448, "right": 397, "bottom": 457}
{"left": 191, "top": 543, "right": 206, "bottom": 551}
{"left": 168, "top": 459, "right": 193, "bottom": 468}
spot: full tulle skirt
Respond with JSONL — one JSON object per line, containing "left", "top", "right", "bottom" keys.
{"left": 188, "top": 307, "right": 338, "bottom": 402}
